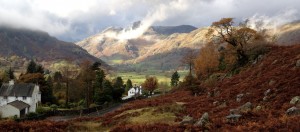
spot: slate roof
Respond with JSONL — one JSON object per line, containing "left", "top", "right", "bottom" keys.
{"left": 8, "top": 100, "right": 30, "bottom": 110}
{"left": 0, "top": 83, "right": 36, "bottom": 97}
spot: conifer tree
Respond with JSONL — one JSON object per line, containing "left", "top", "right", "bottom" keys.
{"left": 171, "top": 71, "right": 180, "bottom": 86}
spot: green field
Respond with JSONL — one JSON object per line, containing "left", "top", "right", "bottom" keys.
{"left": 111, "top": 70, "right": 189, "bottom": 92}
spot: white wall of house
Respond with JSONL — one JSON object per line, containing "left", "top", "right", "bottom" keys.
{"left": 0, "top": 85, "right": 41, "bottom": 113}
{"left": 127, "top": 86, "right": 142, "bottom": 97}
{"left": 0, "top": 105, "right": 20, "bottom": 118}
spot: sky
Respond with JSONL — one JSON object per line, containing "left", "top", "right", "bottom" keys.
{"left": 0, "top": 0, "right": 299, "bottom": 42}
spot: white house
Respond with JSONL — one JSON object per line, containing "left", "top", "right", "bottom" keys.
{"left": 0, "top": 80, "right": 41, "bottom": 118}
{"left": 122, "top": 86, "right": 142, "bottom": 100}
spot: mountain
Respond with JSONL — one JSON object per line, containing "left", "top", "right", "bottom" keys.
{"left": 76, "top": 22, "right": 197, "bottom": 70}
{"left": 0, "top": 27, "right": 108, "bottom": 71}
{"left": 77, "top": 21, "right": 300, "bottom": 71}
{"left": 275, "top": 22, "right": 300, "bottom": 45}
{"left": 151, "top": 25, "right": 197, "bottom": 35}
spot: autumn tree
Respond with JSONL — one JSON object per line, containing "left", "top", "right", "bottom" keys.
{"left": 78, "top": 61, "right": 95, "bottom": 108}
{"left": 171, "top": 71, "right": 180, "bottom": 87}
{"left": 142, "top": 76, "right": 158, "bottom": 95}
{"left": 209, "top": 18, "right": 257, "bottom": 66}
{"left": 194, "top": 43, "right": 220, "bottom": 78}
{"left": 60, "top": 65, "right": 78, "bottom": 107}
{"left": 19, "top": 73, "right": 55, "bottom": 104}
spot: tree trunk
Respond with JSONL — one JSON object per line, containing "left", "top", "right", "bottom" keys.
{"left": 237, "top": 49, "right": 248, "bottom": 66}
{"left": 65, "top": 79, "right": 69, "bottom": 107}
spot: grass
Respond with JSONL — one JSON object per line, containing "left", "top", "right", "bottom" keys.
{"left": 112, "top": 103, "right": 183, "bottom": 125}
{"left": 112, "top": 70, "right": 189, "bottom": 92}
{"left": 72, "top": 122, "right": 109, "bottom": 132}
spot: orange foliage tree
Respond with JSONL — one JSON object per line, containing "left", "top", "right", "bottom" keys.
{"left": 194, "top": 42, "right": 220, "bottom": 78}
{"left": 208, "top": 18, "right": 257, "bottom": 66}
{"left": 142, "top": 76, "right": 158, "bottom": 94}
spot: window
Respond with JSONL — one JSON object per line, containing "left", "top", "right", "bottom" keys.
{"left": 23, "top": 96, "right": 27, "bottom": 100}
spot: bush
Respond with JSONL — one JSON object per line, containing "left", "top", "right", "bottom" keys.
{"left": 36, "top": 107, "right": 48, "bottom": 114}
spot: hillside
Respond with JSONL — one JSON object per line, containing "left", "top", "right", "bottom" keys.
{"left": 75, "top": 44, "right": 299, "bottom": 131}
{"left": 0, "top": 27, "right": 108, "bottom": 71}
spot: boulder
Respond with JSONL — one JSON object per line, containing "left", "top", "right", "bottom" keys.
{"left": 194, "top": 112, "right": 210, "bottom": 127}
{"left": 264, "top": 89, "right": 271, "bottom": 96}
{"left": 218, "top": 101, "right": 227, "bottom": 108}
{"left": 238, "top": 102, "right": 253, "bottom": 113}
{"left": 286, "top": 106, "right": 300, "bottom": 116}
{"left": 255, "top": 105, "right": 262, "bottom": 111}
{"left": 226, "top": 114, "right": 242, "bottom": 122}
{"left": 263, "top": 96, "right": 269, "bottom": 102}
{"left": 180, "top": 115, "right": 194, "bottom": 125}
{"left": 296, "top": 59, "right": 300, "bottom": 67}
{"left": 269, "top": 80, "right": 276, "bottom": 86}
{"left": 213, "top": 101, "right": 219, "bottom": 106}
{"left": 290, "top": 96, "right": 300, "bottom": 105}
{"left": 230, "top": 109, "right": 240, "bottom": 114}
{"left": 236, "top": 94, "right": 244, "bottom": 102}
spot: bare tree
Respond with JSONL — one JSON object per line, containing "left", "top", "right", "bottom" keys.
{"left": 181, "top": 49, "right": 197, "bottom": 75}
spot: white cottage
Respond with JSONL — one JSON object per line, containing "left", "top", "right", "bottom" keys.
{"left": 0, "top": 80, "right": 41, "bottom": 118}
{"left": 122, "top": 86, "right": 142, "bottom": 100}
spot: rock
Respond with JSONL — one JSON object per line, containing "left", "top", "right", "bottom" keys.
{"left": 194, "top": 112, "right": 210, "bottom": 127}
{"left": 264, "top": 89, "right": 271, "bottom": 96}
{"left": 296, "top": 60, "right": 300, "bottom": 67}
{"left": 263, "top": 96, "right": 269, "bottom": 102}
{"left": 230, "top": 109, "right": 240, "bottom": 114}
{"left": 207, "top": 92, "right": 212, "bottom": 98}
{"left": 180, "top": 115, "right": 195, "bottom": 125}
{"left": 238, "top": 102, "right": 253, "bottom": 113}
{"left": 255, "top": 105, "right": 262, "bottom": 111}
{"left": 290, "top": 96, "right": 300, "bottom": 105}
{"left": 218, "top": 101, "right": 227, "bottom": 108}
{"left": 236, "top": 94, "right": 244, "bottom": 102}
{"left": 214, "top": 88, "right": 221, "bottom": 97}
{"left": 226, "top": 114, "right": 242, "bottom": 122}
{"left": 213, "top": 101, "right": 219, "bottom": 106}
{"left": 286, "top": 106, "right": 300, "bottom": 116}
{"left": 269, "top": 80, "right": 276, "bottom": 86}
{"left": 272, "top": 60, "right": 278, "bottom": 65}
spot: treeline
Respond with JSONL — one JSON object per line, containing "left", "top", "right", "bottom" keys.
{"left": 0, "top": 60, "right": 130, "bottom": 108}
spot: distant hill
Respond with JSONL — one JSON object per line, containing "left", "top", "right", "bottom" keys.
{"left": 151, "top": 25, "right": 197, "bottom": 35}
{"left": 0, "top": 27, "right": 108, "bottom": 71}
{"left": 76, "top": 22, "right": 198, "bottom": 70}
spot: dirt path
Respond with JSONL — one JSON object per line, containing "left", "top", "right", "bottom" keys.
{"left": 46, "top": 103, "right": 123, "bottom": 121}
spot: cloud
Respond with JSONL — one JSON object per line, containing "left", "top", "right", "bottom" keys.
{"left": 0, "top": 0, "right": 299, "bottom": 42}
{"left": 247, "top": 9, "right": 299, "bottom": 33}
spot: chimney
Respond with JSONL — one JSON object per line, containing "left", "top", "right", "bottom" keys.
{"left": 9, "top": 80, "right": 14, "bottom": 85}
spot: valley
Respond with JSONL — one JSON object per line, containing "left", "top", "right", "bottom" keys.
{"left": 0, "top": 1, "right": 299, "bottom": 132}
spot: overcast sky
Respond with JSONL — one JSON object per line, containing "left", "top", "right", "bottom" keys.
{"left": 0, "top": 0, "right": 299, "bottom": 42}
